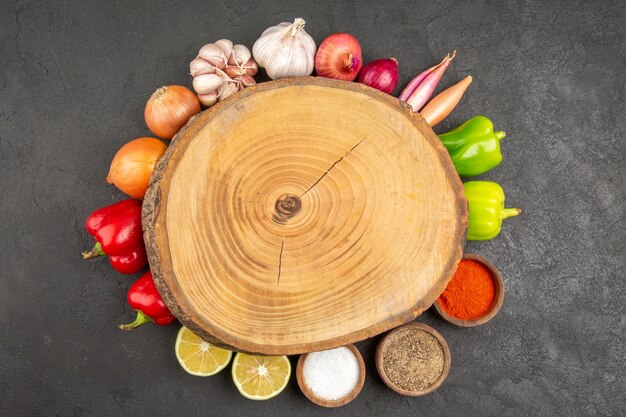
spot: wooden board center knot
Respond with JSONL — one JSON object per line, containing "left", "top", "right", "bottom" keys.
{"left": 273, "top": 193, "right": 302, "bottom": 224}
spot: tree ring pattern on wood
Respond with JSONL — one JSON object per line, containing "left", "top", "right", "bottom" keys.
{"left": 143, "top": 77, "right": 467, "bottom": 355}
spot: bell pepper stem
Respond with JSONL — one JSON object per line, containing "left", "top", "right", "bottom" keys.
{"left": 82, "top": 241, "right": 106, "bottom": 259}
{"left": 495, "top": 131, "right": 506, "bottom": 140}
{"left": 119, "top": 310, "right": 154, "bottom": 330}
{"left": 502, "top": 208, "right": 522, "bottom": 219}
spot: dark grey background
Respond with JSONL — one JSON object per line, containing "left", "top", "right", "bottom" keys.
{"left": 1, "top": 0, "right": 624, "bottom": 416}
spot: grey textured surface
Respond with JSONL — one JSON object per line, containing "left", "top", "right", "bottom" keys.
{"left": 1, "top": 0, "right": 624, "bottom": 416}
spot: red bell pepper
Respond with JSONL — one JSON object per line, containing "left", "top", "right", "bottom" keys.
{"left": 119, "top": 271, "right": 176, "bottom": 330}
{"left": 82, "top": 199, "right": 148, "bottom": 274}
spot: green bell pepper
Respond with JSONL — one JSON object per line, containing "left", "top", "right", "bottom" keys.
{"left": 464, "top": 181, "right": 521, "bottom": 241}
{"left": 439, "top": 115, "right": 506, "bottom": 177}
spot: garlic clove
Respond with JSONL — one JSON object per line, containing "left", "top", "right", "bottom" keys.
{"left": 239, "top": 75, "right": 256, "bottom": 88}
{"left": 225, "top": 65, "right": 246, "bottom": 78}
{"left": 193, "top": 73, "right": 223, "bottom": 95}
{"left": 190, "top": 58, "right": 216, "bottom": 77}
{"left": 214, "top": 67, "right": 232, "bottom": 80}
{"left": 214, "top": 39, "right": 233, "bottom": 59}
{"left": 229, "top": 44, "right": 252, "bottom": 66}
{"left": 197, "top": 91, "right": 218, "bottom": 107}
{"left": 198, "top": 43, "right": 227, "bottom": 69}
{"left": 217, "top": 81, "right": 238, "bottom": 101}
{"left": 243, "top": 58, "right": 259, "bottom": 76}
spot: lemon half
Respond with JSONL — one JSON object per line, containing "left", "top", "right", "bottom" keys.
{"left": 175, "top": 326, "right": 232, "bottom": 376}
{"left": 231, "top": 352, "right": 291, "bottom": 400}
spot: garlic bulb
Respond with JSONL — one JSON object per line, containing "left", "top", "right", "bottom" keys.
{"left": 252, "top": 18, "right": 316, "bottom": 80}
{"left": 189, "top": 40, "right": 258, "bottom": 107}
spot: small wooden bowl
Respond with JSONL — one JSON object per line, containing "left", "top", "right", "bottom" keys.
{"left": 375, "top": 322, "right": 451, "bottom": 396}
{"left": 296, "top": 344, "right": 366, "bottom": 408}
{"left": 433, "top": 253, "right": 505, "bottom": 327}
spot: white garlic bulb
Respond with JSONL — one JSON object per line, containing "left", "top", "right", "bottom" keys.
{"left": 189, "top": 39, "right": 259, "bottom": 108}
{"left": 252, "top": 18, "right": 316, "bottom": 80}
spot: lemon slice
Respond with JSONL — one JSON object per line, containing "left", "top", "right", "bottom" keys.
{"left": 175, "top": 326, "right": 232, "bottom": 376}
{"left": 231, "top": 353, "right": 291, "bottom": 400}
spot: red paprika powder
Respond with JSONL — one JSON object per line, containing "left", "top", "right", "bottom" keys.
{"left": 438, "top": 259, "right": 496, "bottom": 320}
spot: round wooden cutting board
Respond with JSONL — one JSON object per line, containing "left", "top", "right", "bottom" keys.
{"left": 143, "top": 77, "right": 467, "bottom": 355}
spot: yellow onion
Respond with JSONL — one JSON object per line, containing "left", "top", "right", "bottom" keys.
{"left": 107, "top": 137, "right": 167, "bottom": 199}
{"left": 144, "top": 85, "right": 200, "bottom": 140}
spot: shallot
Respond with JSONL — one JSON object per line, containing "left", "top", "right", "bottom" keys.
{"left": 399, "top": 51, "right": 456, "bottom": 112}
{"left": 420, "top": 75, "right": 473, "bottom": 126}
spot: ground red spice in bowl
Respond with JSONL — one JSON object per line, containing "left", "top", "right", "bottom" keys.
{"left": 438, "top": 259, "right": 496, "bottom": 320}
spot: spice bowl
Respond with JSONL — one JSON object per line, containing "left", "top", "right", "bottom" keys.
{"left": 296, "top": 344, "right": 366, "bottom": 408}
{"left": 433, "top": 253, "right": 505, "bottom": 327}
{"left": 376, "top": 322, "right": 451, "bottom": 396}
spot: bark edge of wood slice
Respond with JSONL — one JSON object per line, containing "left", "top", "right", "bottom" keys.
{"left": 143, "top": 77, "right": 468, "bottom": 355}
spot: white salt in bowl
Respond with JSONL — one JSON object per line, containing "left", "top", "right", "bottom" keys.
{"left": 296, "top": 344, "right": 366, "bottom": 407}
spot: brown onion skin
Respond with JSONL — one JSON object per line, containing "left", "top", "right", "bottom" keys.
{"left": 107, "top": 137, "right": 167, "bottom": 199}
{"left": 315, "top": 33, "right": 362, "bottom": 81}
{"left": 144, "top": 85, "right": 201, "bottom": 140}
{"left": 358, "top": 58, "right": 399, "bottom": 94}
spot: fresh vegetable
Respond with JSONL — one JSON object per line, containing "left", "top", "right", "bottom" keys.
{"left": 357, "top": 58, "right": 399, "bottom": 94}
{"left": 232, "top": 353, "right": 291, "bottom": 400}
{"left": 315, "top": 33, "right": 362, "bottom": 81}
{"left": 189, "top": 57, "right": 217, "bottom": 77}
{"left": 252, "top": 18, "right": 316, "bottom": 80}
{"left": 107, "top": 137, "right": 167, "bottom": 199}
{"left": 464, "top": 181, "right": 521, "bottom": 241}
{"left": 189, "top": 40, "right": 258, "bottom": 107}
{"left": 196, "top": 91, "right": 219, "bottom": 107}
{"left": 229, "top": 44, "right": 252, "bottom": 66}
{"left": 399, "top": 51, "right": 455, "bottom": 112}
{"left": 192, "top": 74, "right": 223, "bottom": 95}
{"left": 198, "top": 43, "right": 228, "bottom": 67}
{"left": 420, "top": 75, "right": 472, "bottom": 126}
{"left": 214, "top": 39, "right": 233, "bottom": 59}
{"left": 82, "top": 199, "right": 147, "bottom": 274}
{"left": 144, "top": 85, "right": 201, "bottom": 140}
{"left": 119, "top": 270, "right": 176, "bottom": 330}
{"left": 224, "top": 62, "right": 258, "bottom": 79}
{"left": 175, "top": 326, "right": 233, "bottom": 376}
{"left": 439, "top": 116, "right": 506, "bottom": 177}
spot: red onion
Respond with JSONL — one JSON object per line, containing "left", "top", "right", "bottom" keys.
{"left": 358, "top": 58, "right": 399, "bottom": 94}
{"left": 315, "top": 33, "right": 362, "bottom": 81}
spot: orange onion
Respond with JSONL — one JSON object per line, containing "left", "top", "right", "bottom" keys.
{"left": 144, "top": 85, "right": 201, "bottom": 140}
{"left": 315, "top": 33, "right": 362, "bottom": 81}
{"left": 107, "top": 137, "right": 167, "bottom": 199}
